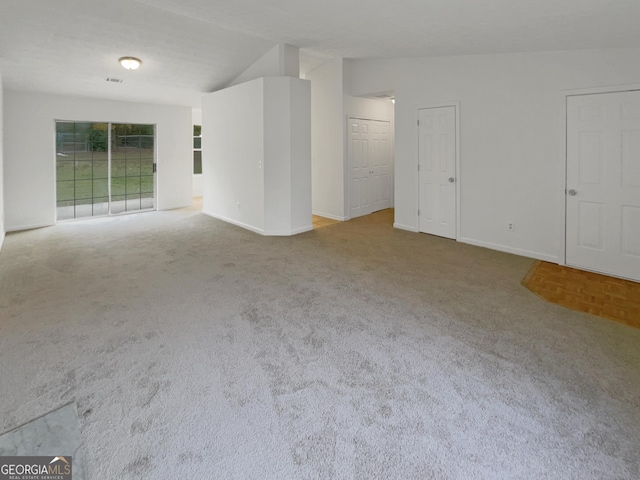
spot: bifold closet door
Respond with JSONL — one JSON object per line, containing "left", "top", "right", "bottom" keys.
{"left": 348, "top": 117, "right": 392, "bottom": 219}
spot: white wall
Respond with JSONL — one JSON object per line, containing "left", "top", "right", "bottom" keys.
{"left": 289, "top": 80, "right": 313, "bottom": 234}
{"left": 307, "top": 58, "right": 396, "bottom": 220}
{"left": 345, "top": 49, "right": 640, "bottom": 261}
{"left": 4, "top": 91, "right": 192, "bottom": 231}
{"left": 192, "top": 108, "right": 202, "bottom": 126}
{"left": 0, "top": 69, "right": 4, "bottom": 249}
{"left": 203, "top": 79, "right": 266, "bottom": 232}
{"left": 227, "top": 44, "right": 299, "bottom": 88}
{"left": 202, "top": 76, "right": 312, "bottom": 235}
{"left": 307, "top": 59, "right": 345, "bottom": 220}
{"left": 264, "top": 77, "right": 312, "bottom": 235}
{"left": 192, "top": 172, "right": 204, "bottom": 198}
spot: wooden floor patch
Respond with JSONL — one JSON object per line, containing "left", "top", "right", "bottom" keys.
{"left": 312, "top": 215, "right": 340, "bottom": 229}
{"left": 522, "top": 261, "right": 640, "bottom": 328}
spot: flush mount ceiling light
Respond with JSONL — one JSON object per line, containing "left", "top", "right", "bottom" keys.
{"left": 119, "top": 57, "right": 142, "bottom": 70}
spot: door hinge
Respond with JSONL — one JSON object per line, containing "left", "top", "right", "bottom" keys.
{"left": 417, "top": 119, "right": 420, "bottom": 126}
{"left": 153, "top": 163, "right": 157, "bottom": 173}
{"left": 418, "top": 209, "right": 420, "bottom": 216}
{"left": 417, "top": 164, "right": 420, "bottom": 171}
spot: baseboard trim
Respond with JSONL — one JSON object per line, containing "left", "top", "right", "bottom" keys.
{"left": 459, "top": 237, "right": 558, "bottom": 262}
{"left": 393, "top": 223, "right": 419, "bottom": 233}
{"left": 264, "top": 225, "right": 314, "bottom": 236}
{"left": 312, "top": 211, "right": 347, "bottom": 221}
{"left": 6, "top": 222, "right": 53, "bottom": 233}
{"left": 159, "top": 203, "right": 193, "bottom": 211}
{"left": 202, "top": 211, "right": 265, "bottom": 235}
{"left": 290, "top": 225, "right": 314, "bottom": 235}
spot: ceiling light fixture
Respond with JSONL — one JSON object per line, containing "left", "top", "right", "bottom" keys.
{"left": 119, "top": 57, "right": 142, "bottom": 70}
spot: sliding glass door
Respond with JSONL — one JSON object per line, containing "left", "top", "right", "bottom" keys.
{"left": 56, "top": 121, "right": 155, "bottom": 221}
{"left": 56, "top": 122, "right": 109, "bottom": 219}
{"left": 110, "top": 124, "right": 155, "bottom": 214}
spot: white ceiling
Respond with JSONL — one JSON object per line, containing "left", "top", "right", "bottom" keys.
{"left": 1, "top": 0, "right": 639, "bottom": 107}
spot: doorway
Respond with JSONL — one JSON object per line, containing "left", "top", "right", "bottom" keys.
{"left": 347, "top": 117, "right": 392, "bottom": 218}
{"left": 565, "top": 90, "right": 640, "bottom": 282}
{"left": 418, "top": 105, "right": 458, "bottom": 239}
{"left": 56, "top": 121, "right": 156, "bottom": 221}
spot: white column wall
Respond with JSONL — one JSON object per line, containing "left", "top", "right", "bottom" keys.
{"left": 202, "top": 76, "right": 311, "bottom": 236}
{"left": 288, "top": 79, "right": 313, "bottom": 234}
{"left": 264, "top": 79, "right": 293, "bottom": 234}
{"left": 3, "top": 91, "right": 192, "bottom": 231}
{"left": 263, "top": 77, "right": 311, "bottom": 235}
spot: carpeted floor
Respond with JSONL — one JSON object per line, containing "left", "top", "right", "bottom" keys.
{"left": 0, "top": 206, "right": 639, "bottom": 479}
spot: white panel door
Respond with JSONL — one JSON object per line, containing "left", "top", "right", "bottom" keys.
{"left": 348, "top": 118, "right": 392, "bottom": 218}
{"left": 371, "top": 121, "right": 392, "bottom": 212}
{"left": 348, "top": 119, "right": 372, "bottom": 218}
{"left": 567, "top": 91, "right": 640, "bottom": 282}
{"left": 418, "top": 106, "right": 457, "bottom": 239}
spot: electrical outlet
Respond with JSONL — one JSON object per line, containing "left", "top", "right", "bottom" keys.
{"left": 507, "top": 222, "right": 515, "bottom": 231}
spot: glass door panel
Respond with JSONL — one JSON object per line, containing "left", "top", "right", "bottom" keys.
{"left": 110, "top": 123, "right": 155, "bottom": 214}
{"left": 55, "top": 121, "right": 155, "bottom": 221}
{"left": 56, "top": 121, "right": 109, "bottom": 220}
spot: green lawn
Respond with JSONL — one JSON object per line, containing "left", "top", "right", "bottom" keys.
{"left": 56, "top": 149, "right": 154, "bottom": 206}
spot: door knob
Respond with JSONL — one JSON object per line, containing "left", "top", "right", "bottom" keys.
{"left": 568, "top": 189, "right": 577, "bottom": 196}
{"left": 448, "top": 177, "right": 455, "bottom": 183}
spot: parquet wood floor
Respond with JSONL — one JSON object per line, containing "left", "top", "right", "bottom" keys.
{"left": 522, "top": 261, "right": 640, "bottom": 329}
{"left": 312, "top": 215, "right": 340, "bottom": 229}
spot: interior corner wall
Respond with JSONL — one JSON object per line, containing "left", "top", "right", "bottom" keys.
{"left": 263, "top": 77, "right": 311, "bottom": 235}
{"left": 3, "top": 91, "right": 192, "bottom": 232}
{"left": 345, "top": 49, "right": 640, "bottom": 262}
{"left": 307, "top": 58, "right": 346, "bottom": 220}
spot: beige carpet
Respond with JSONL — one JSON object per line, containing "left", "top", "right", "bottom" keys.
{"left": 1, "top": 206, "right": 639, "bottom": 479}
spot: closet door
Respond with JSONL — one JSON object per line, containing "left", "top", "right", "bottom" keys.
{"left": 418, "top": 106, "right": 457, "bottom": 239}
{"left": 348, "top": 117, "right": 392, "bottom": 218}
{"left": 566, "top": 90, "right": 640, "bottom": 282}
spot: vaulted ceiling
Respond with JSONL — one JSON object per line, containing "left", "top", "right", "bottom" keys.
{"left": 1, "top": 0, "right": 639, "bottom": 107}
